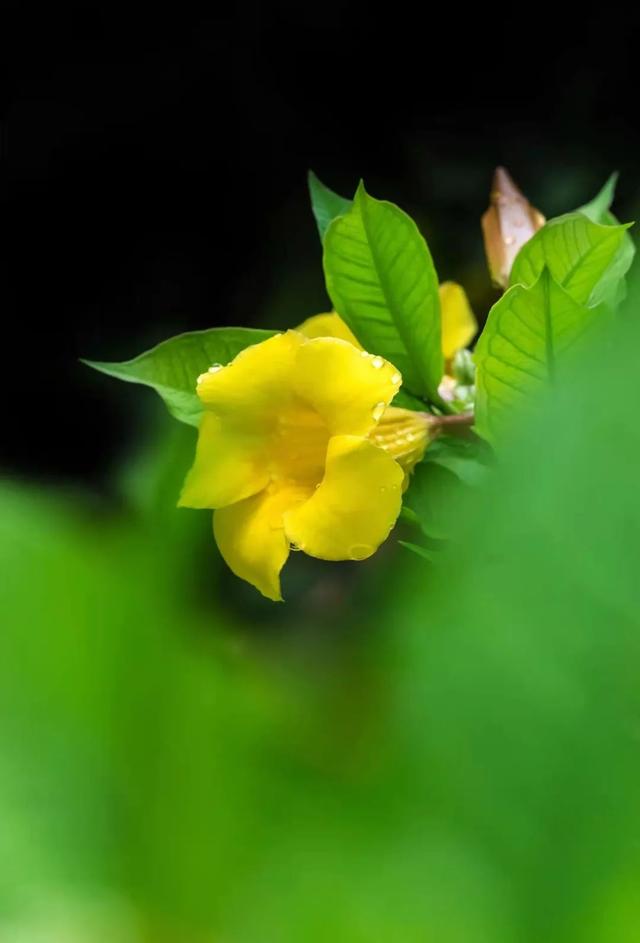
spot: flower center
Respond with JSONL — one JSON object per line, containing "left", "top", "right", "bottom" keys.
{"left": 269, "top": 399, "right": 330, "bottom": 487}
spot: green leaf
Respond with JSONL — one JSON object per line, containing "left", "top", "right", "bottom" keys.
{"left": 575, "top": 173, "right": 636, "bottom": 308}
{"left": 83, "top": 327, "right": 276, "bottom": 426}
{"left": 576, "top": 171, "right": 619, "bottom": 222}
{"left": 509, "top": 212, "right": 632, "bottom": 307}
{"left": 421, "top": 436, "right": 492, "bottom": 487}
{"left": 475, "top": 269, "right": 605, "bottom": 441}
{"left": 404, "top": 437, "right": 490, "bottom": 540}
{"left": 403, "top": 462, "right": 464, "bottom": 541}
{"left": 323, "top": 182, "right": 443, "bottom": 402}
{"left": 307, "top": 170, "right": 353, "bottom": 242}
{"left": 398, "top": 540, "right": 436, "bottom": 561}
{"left": 596, "top": 219, "right": 636, "bottom": 309}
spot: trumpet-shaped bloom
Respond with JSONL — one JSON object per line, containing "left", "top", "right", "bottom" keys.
{"left": 179, "top": 330, "right": 408, "bottom": 600}
{"left": 180, "top": 285, "right": 475, "bottom": 600}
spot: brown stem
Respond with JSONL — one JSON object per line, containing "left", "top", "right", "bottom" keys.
{"left": 426, "top": 412, "right": 475, "bottom": 439}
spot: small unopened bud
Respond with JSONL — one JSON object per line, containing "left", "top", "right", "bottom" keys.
{"left": 452, "top": 349, "right": 476, "bottom": 386}
{"left": 481, "top": 167, "right": 545, "bottom": 288}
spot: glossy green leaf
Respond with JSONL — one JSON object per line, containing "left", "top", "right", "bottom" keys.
{"left": 83, "top": 327, "right": 276, "bottom": 426}
{"left": 308, "top": 170, "right": 353, "bottom": 241}
{"left": 576, "top": 173, "right": 636, "bottom": 308}
{"left": 323, "top": 182, "right": 443, "bottom": 402}
{"left": 509, "top": 212, "right": 631, "bottom": 307}
{"left": 475, "top": 269, "right": 605, "bottom": 441}
{"left": 577, "top": 172, "right": 619, "bottom": 222}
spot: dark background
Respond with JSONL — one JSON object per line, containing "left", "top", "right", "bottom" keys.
{"left": 4, "top": 2, "right": 640, "bottom": 487}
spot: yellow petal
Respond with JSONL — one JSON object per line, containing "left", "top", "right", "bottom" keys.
{"left": 214, "top": 483, "right": 311, "bottom": 601}
{"left": 180, "top": 331, "right": 304, "bottom": 508}
{"left": 178, "top": 411, "right": 269, "bottom": 508}
{"left": 296, "top": 312, "right": 361, "bottom": 347}
{"left": 283, "top": 435, "right": 403, "bottom": 561}
{"left": 292, "top": 337, "right": 402, "bottom": 437}
{"left": 439, "top": 282, "right": 477, "bottom": 361}
{"left": 195, "top": 330, "right": 303, "bottom": 421}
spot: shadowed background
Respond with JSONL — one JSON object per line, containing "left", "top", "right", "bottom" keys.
{"left": 4, "top": 1, "right": 640, "bottom": 483}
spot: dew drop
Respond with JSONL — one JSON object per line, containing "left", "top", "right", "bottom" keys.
{"left": 208, "top": 363, "right": 223, "bottom": 373}
{"left": 290, "top": 542, "right": 305, "bottom": 552}
{"left": 196, "top": 372, "right": 208, "bottom": 385}
{"left": 360, "top": 350, "right": 370, "bottom": 358}
{"left": 503, "top": 235, "right": 515, "bottom": 246}
{"left": 349, "top": 543, "right": 372, "bottom": 560}
{"left": 371, "top": 356, "right": 385, "bottom": 368}
{"left": 391, "top": 372, "right": 401, "bottom": 385}
{"left": 372, "top": 402, "right": 386, "bottom": 421}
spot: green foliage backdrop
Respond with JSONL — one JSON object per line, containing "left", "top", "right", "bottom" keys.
{"left": 3, "top": 272, "right": 640, "bottom": 940}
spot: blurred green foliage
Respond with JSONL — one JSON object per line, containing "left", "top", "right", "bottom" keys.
{"left": 3, "top": 290, "right": 640, "bottom": 942}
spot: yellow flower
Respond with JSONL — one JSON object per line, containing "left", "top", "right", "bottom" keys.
{"left": 438, "top": 281, "right": 477, "bottom": 364}
{"left": 178, "top": 329, "right": 425, "bottom": 600}
{"left": 179, "top": 284, "right": 475, "bottom": 601}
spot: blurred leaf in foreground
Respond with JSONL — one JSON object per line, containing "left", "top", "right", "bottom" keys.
{"left": 3, "top": 278, "right": 640, "bottom": 940}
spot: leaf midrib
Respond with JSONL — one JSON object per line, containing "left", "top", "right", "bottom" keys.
{"left": 359, "top": 196, "right": 435, "bottom": 399}
{"left": 558, "top": 226, "right": 620, "bottom": 298}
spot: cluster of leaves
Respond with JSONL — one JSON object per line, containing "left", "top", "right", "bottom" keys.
{"left": 475, "top": 178, "right": 634, "bottom": 442}
{"left": 85, "top": 170, "right": 635, "bottom": 552}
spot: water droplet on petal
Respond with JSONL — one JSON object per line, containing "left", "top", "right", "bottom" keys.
{"left": 391, "top": 372, "right": 401, "bottom": 385}
{"left": 196, "top": 373, "right": 208, "bottom": 385}
{"left": 360, "top": 350, "right": 369, "bottom": 358}
{"left": 349, "top": 543, "right": 372, "bottom": 560}
{"left": 208, "top": 363, "right": 223, "bottom": 373}
{"left": 290, "top": 542, "right": 305, "bottom": 552}
{"left": 503, "top": 235, "right": 515, "bottom": 246}
{"left": 372, "top": 402, "right": 386, "bottom": 421}
{"left": 371, "top": 356, "right": 385, "bottom": 368}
